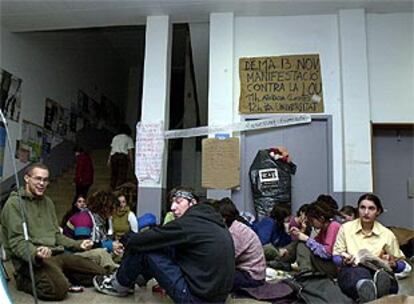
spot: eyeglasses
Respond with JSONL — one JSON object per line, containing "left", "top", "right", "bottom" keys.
{"left": 29, "top": 175, "right": 49, "bottom": 184}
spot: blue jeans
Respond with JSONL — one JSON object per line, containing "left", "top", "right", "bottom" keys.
{"left": 115, "top": 249, "right": 208, "bottom": 303}
{"left": 338, "top": 266, "right": 398, "bottom": 300}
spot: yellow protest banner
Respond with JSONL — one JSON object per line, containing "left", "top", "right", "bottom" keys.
{"left": 239, "top": 54, "right": 324, "bottom": 114}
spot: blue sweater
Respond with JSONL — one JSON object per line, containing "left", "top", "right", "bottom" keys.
{"left": 252, "top": 217, "right": 291, "bottom": 247}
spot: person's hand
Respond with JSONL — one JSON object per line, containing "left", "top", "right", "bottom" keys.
{"left": 381, "top": 253, "right": 397, "bottom": 268}
{"left": 36, "top": 246, "right": 52, "bottom": 259}
{"left": 278, "top": 248, "right": 289, "bottom": 257}
{"left": 341, "top": 252, "right": 355, "bottom": 265}
{"left": 290, "top": 227, "right": 309, "bottom": 242}
{"left": 80, "top": 239, "right": 94, "bottom": 250}
{"left": 113, "top": 241, "right": 124, "bottom": 256}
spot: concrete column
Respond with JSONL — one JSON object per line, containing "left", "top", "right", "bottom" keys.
{"left": 137, "top": 16, "right": 172, "bottom": 221}
{"left": 339, "top": 9, "right": 373, "bottom": 194}
{"left": 206, "top": 13, "right": 234, "bottom": 199}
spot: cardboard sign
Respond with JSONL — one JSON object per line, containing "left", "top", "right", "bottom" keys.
{"left": 202, "top": 138, "right": 240, "bottom": 189}
{"left": 239, "top": 54, "right": 324, "bottom": 113}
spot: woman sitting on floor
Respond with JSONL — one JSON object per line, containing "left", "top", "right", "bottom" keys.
{"left": 273, "top": 200, "right": 341, "bottom": 277}
{"left": 112, "top": 192, "right": 138, "bottom": 240}
{"left": 333, "top": 193, "right": 408, "bottom": 303}
{"left": 212, "top": 198, "right": 266, "bottom": 291}
{"left": 252, "top": 203, "right": 292, "bottom": 252}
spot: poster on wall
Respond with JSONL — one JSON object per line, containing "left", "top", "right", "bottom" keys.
{"left": 77, "top": 90, "right": 89, "bottom": 117}
{"left": 0, "top": 69, "right": 22, "bottom": 122}
{"left": 0, "top": 122, "right": 6, "bottom": 178}
{"left": 43, "top": 98, "right": 72, "bottom": 139}
{"left": 202, "top": 138, "right": 240, "bottom": 189}
{"left": 101, "top": 95, "right": 120, "bottom": 129}
{"left": 135, "top": 121, "right": 164, "bottom": 183}
{"left": 19, "top": 120, "right": 44, "bottom": 162}
{"left": 239, "top": 54, "right": 324, "bottom": 114}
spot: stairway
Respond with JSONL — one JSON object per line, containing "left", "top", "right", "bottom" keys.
{"left": 47, "top": 148, "right": 112, "bottom": 224}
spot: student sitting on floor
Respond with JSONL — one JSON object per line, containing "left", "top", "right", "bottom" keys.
{"left": 252, "top": 203, "right": 292, "bottom": 259}
{"left": 333, "top": 193, "right": 408, "bottom": 303}
{"left": 212, "top": 197, "right": 266, "bottom": 292}
{"left": 112, "top": 192, "right": 138, "bottom": 240}
{"left": 339, "top": 205, "right": 357, "bottom": 222}
{"left": 93, "top": 187, "right": 235, "bottom": 303}
{"left": 62, "top": 191, "right": 122, "bottom": 271}
{"left": 286, "top": 200, "right": 341, "bottom": 277}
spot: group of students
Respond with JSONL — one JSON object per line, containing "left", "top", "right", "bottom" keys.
{"left": 235, "top": 193, "right": 409, "bottom": 303}
{"left": 0, "top": 162, "right": 411, "bottom": 303}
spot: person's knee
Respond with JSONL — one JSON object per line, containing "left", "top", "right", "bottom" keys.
{"left": 36, "top": 276, "right": 69, "bottom": 301}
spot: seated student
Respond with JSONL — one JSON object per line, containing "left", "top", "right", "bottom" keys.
{"left": 339, "top": 205, "right": 357, "bottom": 222}
{"left": 93, "top": 187, "right": 235, "bottom": 303}
{"left": 63, "top": 191, "right": 121, "bottom": 271}
{"left": 86, "top": 191, "right": 123, "bottom": 255}
{"left": 288, "top": 203, "right": 310, "bottom": 241}
{"left": 333, "top": 193, "right": 407, "bottom": 303}
{"left": 112, "top": 192, "right": 138, "bottom": 240}
{"left": 252, "top": 203, "right": 292, "bottom": 248}
{"left": 212, "top": 198, "right": 266, "bottom": 291}
{"left": 286, "top": 200, "right": 341, "bottom": 277}
{"left": 0, "top": 163, "right": 105, "bottom": 301}
{"left": 62, "top": 194, "right": 93, "bottom": 239}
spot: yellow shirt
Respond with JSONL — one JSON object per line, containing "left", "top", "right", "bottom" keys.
{"left": 333, "top": 218, "right": 405, "bottom": 259}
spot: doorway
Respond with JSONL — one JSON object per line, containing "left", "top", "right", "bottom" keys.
{"left": 232, "top": 116, "right": 333, "bottom": 214}
{"left": 372, "top": 124, "right": 414, "bottom": 228}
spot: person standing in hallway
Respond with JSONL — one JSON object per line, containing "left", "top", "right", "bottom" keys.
{"left": 0, "top": 163, "right": 106, "bottom": 301}
{"left": 74, "top": 145, "right": 94, "bottom": 199}
{"left": 108, "top": 124, "right": 134, "bottom": 190}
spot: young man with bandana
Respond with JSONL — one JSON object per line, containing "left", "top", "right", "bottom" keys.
{"left": 93, "top": 187, "right": 235, "bottom": 303}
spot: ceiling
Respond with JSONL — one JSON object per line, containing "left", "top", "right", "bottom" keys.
{"left": 1, "top": 0, "right": 413, "bottom": 32}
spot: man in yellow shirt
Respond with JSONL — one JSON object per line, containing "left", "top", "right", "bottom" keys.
{"left": 333, "top": 193, "right": 406, "bottom": 303}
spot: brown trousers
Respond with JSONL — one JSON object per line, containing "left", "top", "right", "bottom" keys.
{"left": 14, "top": 253, "right": 106, "bottom": 301}
{"left": 110, "top": 153, "right": 129, "bottom": 190}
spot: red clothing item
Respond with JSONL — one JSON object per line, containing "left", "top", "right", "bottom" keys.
{"left": 75, "top": 152, "right": 94, "bottom": 186}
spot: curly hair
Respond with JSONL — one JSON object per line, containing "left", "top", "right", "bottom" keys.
{"left": 87, "top": 190, "right": 117, "bottom": 218}
{"left": 306, "top": 200, "right": 340, "bottom": 223}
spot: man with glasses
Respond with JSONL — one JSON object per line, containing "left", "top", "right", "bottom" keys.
{"left": 0, "top": 163, "right": 106, "bottom": 300}
{"left": 93, "top": 187, "right": 235, "bottom": 303}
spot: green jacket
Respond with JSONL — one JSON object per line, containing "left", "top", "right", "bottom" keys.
{"left": 0, "top": 188, "right": 82, "bottom": 270}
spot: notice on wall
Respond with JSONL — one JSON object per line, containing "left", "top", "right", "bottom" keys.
{"left": 135, "top": 121, "right": 165, "bottom": 183}
{"left": 202, "top": 138, "right": 240, "bottom": 189}
{"left": 239, "top": 54, "right": 324, "bottom": 114}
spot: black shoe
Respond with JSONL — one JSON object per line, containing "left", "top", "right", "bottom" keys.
{"left": 93, "top": 275, "right": 129, "bottom": 297}
{"left": 267, "top": 260, "right": 292, "bottom": 271}
{"left": 374, "top": 270, "right": 391, "bottom": 298}
{"left": 356, "top": 279, "right": 376, "bottom": 303}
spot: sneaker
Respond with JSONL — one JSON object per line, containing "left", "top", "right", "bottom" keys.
{"left": 356, "top": 279, "right": 377, "bottom": 303}
{"left": 373, "top": 270, "right": 391, "bottom": 298}
{"left": 93, "top": 275, "right": 129, "bottom": 297}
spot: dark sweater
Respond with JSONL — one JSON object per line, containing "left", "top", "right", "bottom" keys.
{"left": 126, "top": 203, "right": 235, "bottom": 302}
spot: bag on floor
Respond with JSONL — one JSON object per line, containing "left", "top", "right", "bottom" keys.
{"left": 237, "top": 280, "right": 299, "bottom": 303}
{"left": 285, "top": 271, "right": 354, "bottom": 304}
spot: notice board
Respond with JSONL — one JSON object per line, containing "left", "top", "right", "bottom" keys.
{"left": 202, "top": 138, "right": 240, "bottom": 189}
{"left": 239, "top": 54, "right": 324, "bottom": 114}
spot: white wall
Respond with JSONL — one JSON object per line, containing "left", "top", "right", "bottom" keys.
{"left": 233, "top": 15, "right": 344, "bottom": 192}
{"left": 367, "top": 13, "right": 414, "bottom": 122}
{"left": 0, "top": 28, "right": 128, "bottom": 180}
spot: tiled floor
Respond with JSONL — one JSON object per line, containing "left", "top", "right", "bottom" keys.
{"left": 5, "top": 261, "right": 414, "bottom": 304}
